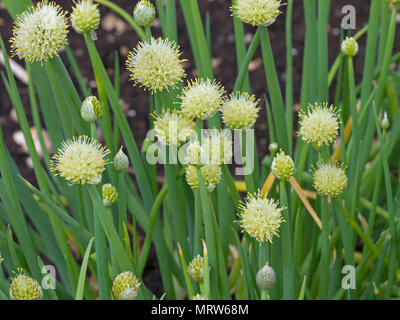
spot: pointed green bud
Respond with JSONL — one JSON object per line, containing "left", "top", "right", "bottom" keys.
{"left": 256, "top": 263, "right": 277, "bottom": 291}
{"left": 113, "top": 147, "right": 129, "bottom": 171}
{"left": 133, "top": 0, "right": 156, "bottom": 27}
{"left": 81, "top": 96, "right": 102, "bottom": 122}
{"left": 102, "top": 183, "right": 118, "bottom": 207}
{"left": 381, "top": 112, "right": 390, "bottom": 131}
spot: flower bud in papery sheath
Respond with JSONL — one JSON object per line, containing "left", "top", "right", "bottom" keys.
{"left": 313, "top": 161, "right": 348, "bottom": 198}
{"left": 341, "top": 37, "right": 359, "bottom": 57}
{"left": 298, "top": 103, "right": 339, "bottom": 148}
{"left": 269, "top": 142, "right": 278, "bottom": 154}
{"left": 185, "top": 164, "right": 222, "bottom": 192}
{"left": 180, "top": 78, "right": 225, "bottom": 120}
{"left": 71, "top": 0, "right": 100, "bottom": 34}
{"left": 202, "top": 129, "right": 233, "bottom": 165}
{"left": 187, "top": 255, "right": 206, "bottom": 282}
{"left": 381, "top": 112, "right": 390, "bottom": 131}
{"left": 81, "top": 96, "right": 102, "bottom": 122}
{"left": 192, "top": 294, "right": 207, "bottom": 300}
{"left": 133, "top": 0, "right": 156, "bottom": 27}
{"left": 239, "top": 192, "right": 284, "bottom": 243}
{"left": 9, "top": 269, "right": 43, "bottom": 300}
{"left": 10, "top": 2, "right": 69, "bottom": 63}
{"left": 112, "top": 271, "right": 140, "bottom": 300}
{"left": 186, "top": 141, "right": 208, "bottom": 166}
{"left": 113, "top": 147, "right": 129, "bottom": 171}
{"left": 271, "top": 150, "right": 294, "bottom": 181}
{"left": 154, "top": 111, "right": 195, "bottom": 146}
{"left": 256, "top": 263, "right": 277, "bottom": 291}
{"left": 102, "top": 183, "right": 118, "bottom": 207}
{"left": 51, "top": 136, "right": 110, "bottom": 185}
{"left": 221, "top": 92, "right": 260, "bottom": 130}
{"left": 126, "top": 38, "right": 186, "bottom": 92}
{"left": 231, "top": 0, "right": 282, "bottom": 27}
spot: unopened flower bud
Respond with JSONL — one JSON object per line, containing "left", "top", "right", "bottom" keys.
{"left": 102, "top": 183, "right": 118, "bottom": 207}
{"left": 271, "top": 150, "right": 294, "bottom": 181}
{"left": 256, "top": 263, "right": 277, "bottom": 291}
{"left": 112, "top": 271, "right": 140, "bottom": 300}
{"left": 269, "top": 142, "right": 278, "bottom": 154}
{"left": 81, "top": 96, "right": 102, "bottom": 122}
{"left": 381, "top": 112, "right": 390, "bottom": 131}
{"left": 341, "top": 37, "right": 359, "bottom": 57}
{"left": 113, "top": 147, "right": 129, "bottom": 171}
{"left": 71, "top": 0, "right": 100, "bottom": 34}
{"left": 133, "top": 0, "right": 156, "bottom": 27}
{"left": 9, "top": 269, "right": 43, "bottom": 300}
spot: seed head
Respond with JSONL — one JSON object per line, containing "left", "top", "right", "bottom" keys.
{"left": 239, "top": 192, "right": 284, "bottom": 243}
{"left": 81, "top": 96, "right": 102, "bottom": 122}
{"left": 113, "top": 147, "right": 129, "bottom": 172}
{"left": 180, "top": 78, "right": 225, "bottom": 120}
{"left": 187, "top": 255, "right": 206, "bottom": 282}
{"left": 9, "top": 269, "right": 43, "bottom": 300}
{"left": 271, "top": 150, "right": 294, "bottom": 181}
{"left": 112, "top": 271, "right": 140, "bottom": 300}
{"left": 299, "top": 103, "right": 339, "bottom": 148}
{"left": 71, "top": 0, "right": 100, "bottom": 34}
{"left": 10, "top": 2, "right": 69, "bottom": 63}
{"left": 126, "top": 38, "right": 185, "bottom": 92}
{"left": 231, "top": 0, "right": 282, "bottom": 27}
{"left": 202, "top": 129, "right": 233, "bottom": 164}
{"left": 341, "top": 37, "right": 359, "bottom": 57}
{"left": 313, "top": 161, "right": 348, "bottom": 198}
{"left": 51, "top": 136, "right": 110, "bottom": 185}
{"left": 102, "top": 183, "right": 118, "bottom": 207}
{"left": 154, "top": 110, "right": 195, "bottom": 145}
{"left": 185, "top": 164, "right": 222, "bottom": 192}
{"left": 221, "top": 92, "right": 260, "bottom": 130}
{"left": 133, "top": 0, "right": 156, "bottom": 27}
{"left": 256, "top": 263, "right": 277, "bottom": 291}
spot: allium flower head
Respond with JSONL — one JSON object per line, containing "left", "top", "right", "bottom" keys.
{"left": 113, "top": 147, "right": 129, "bottom": 171}
{"left": 202, "top": 129, "right": 233, "bottom": 164}
{"left": 341, "top": 37, "right": 359, "bottom": 57}
{"left": 256, "top": 263, "right": 277, "bottom": 291}
{"left": 192, "top": 294, "right": 207, "bottom": 300}
{"left": 71, "top": 0, "right": 100, "bottom": 34}
{"left": 154, "top": 110, "right": 195, "bottom": 145}
{"left": 221, "top": 92, "right": 260, "bottom": 130}
{"left": 299, "top": 103, "right": 339, "bottom": 148}
{"left": 232, "top": 0, "right": 282, "bottom": 27}
{"left": 112, "top": 271, "right": 140, "bottom": 300}
{"left": 185, "top": 140, "right": 208, "bottom": 166}
{"left": 313, "top": 161, "right": 348, "bottom": 198}
{"left": 187, "top": 255, "right": 206, "bottom": 282}
{"left": 10, "top": 1, "right": 68, "bottom": 63}
{"left": 133, "top": 0, "right": 156, "bottom": 27}
{"left": 239, "top": 192, "right": 284, "bottom": 243}
{"left": 102, "top": 183, "right": 118, "bottom": 207}
{"left": 185, "top": 164, "right": 222, "bottom": 192}
{"left": 9, "top": 268, "right": 43, "bottom": 300}
{"left": 81, "top": 96, "right": 102, "bottom": 122}
{"left": 51, "top": 136, "right": 110, "bottom": 185}
{"left": 126, "top": 38, "right": 185, "bottom": 92}
{"left": 271, "top": 150, "right": 294, "bottom": 181}
{"left": 180, "top": 78, "right": 225, "bottom": 120}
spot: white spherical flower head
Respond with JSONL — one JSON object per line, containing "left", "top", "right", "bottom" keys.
{"left": 71, "top": 0, "right": 100, "bottom": 34}
{"left": 186, "top": 141, "right": 208, "bottom": 166}
{"left": 202, "top": 129, "right": 233, "bottom": 164}
{"left": 232, "top": 0, "right": 282, "bottom": 27}
{"left": 187, "top": 255, "right": 206, "bottom": 282}
{"left": 154, "top": 110, "right": 195, "bottom": 145}
{"left": 341, "top": 37, "right": 359, "bottom": 57}
{"left": 134, "top": 0, "right": 156, "bottom": 27}
{"left": 271, "top": 150, "right": 294, "bottom": 181}
{"left": 180, "top": 78, "right": 225, "bottom": 120}
{"left": 221, "top": 92, "right": 260, "bottom": 130}
{"left": 9, "top": 269, "right": 43, "bottom": 300}
{"left": 112, "top": 271, "right": 140, "bottom": 300}
{"left": 313, "top": 161, "right": 348, "bottom": 198}
{"left": 185, "top": 164, "right": 222, "bottom": 192}
{"left": 126, "top": 38, "right": 186, "bottom": 92}
{"left": 11, "top": 1, "right": 69, "bottom": 63}
{"left": 299, "top": 103, "right": 339, "bottom": 148}
{"left": 51, "top": 136, "right": 110, "bottom": 185}
{"left": 239, "top": 192, "right": 284, "bottom": 243}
